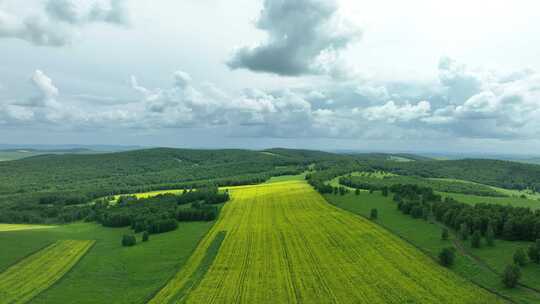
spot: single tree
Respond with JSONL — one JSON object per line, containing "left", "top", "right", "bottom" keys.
{"left": 514, "top": 248, "right": 528, "bottom": 266}
{"left": 459, "top": 223, "right": 469, "bottom": 241}
{"left": 486, "top": 224, "right": 495, "bottom": 247}
{"left": 528, "top": 239, "right": 540, "bottom": 263}
{"left": 471, "top": 230, "right": 482, "bottom": 248}
{"left": 355, "top": 188, "right": 360, "bottom": 196}
{"left": 381, "top": 187, "right": 389, "bottom": 197}
{"left": 122, "top": 234, "right": 136, "bottom": 247}
{"left": 441, "top": 228, "right": 449, "bottom": 241}
{"left": 502, "top": 264, "right": 521, "bottom": 288}
{"left": 142, "top": 231, "right": 149, "bottom": 242}
{"left": 439, "top": 247, "right": 455, "bottom": 267}
{"left": 370, "top": 208, "right": 378, "bottom": 220}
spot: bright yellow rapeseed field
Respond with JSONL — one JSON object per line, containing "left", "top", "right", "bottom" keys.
{"left": 150, "top": 180, "right": 503, "bottom": 304}
{"left": 0, "top": 224, "right": 56, "bottom": 232}
{"left": 0, "top": 240, "right": 94, "bottom": 304}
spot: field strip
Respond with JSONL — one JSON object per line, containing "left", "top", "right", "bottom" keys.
{"left": 149, "top": 180, "right": 503, "bottom": 304}
{"left": 0, "top": 240, "right": 95, "bottom": 304}
{"left": 0, "top": 224, "right": 56, "bottom": 232}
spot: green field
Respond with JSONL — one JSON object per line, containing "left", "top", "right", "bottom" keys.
{"left": 0, "top": 221, "right": 213, "bottom": 304}
{"left": 0, "top": 240, "right": 94, "bottom": 304}
{"left": 326, "top": 190, "right": 540, "bottom": 303}
{"left": 151, "top": 181, "right": 502, "bottom": 303}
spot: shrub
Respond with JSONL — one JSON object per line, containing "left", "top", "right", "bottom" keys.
{"left": 513, "top": 248, "right": 528, "bottom": 266}
{"left": 502, "top": 264, "right": 521, "bottom": 288}
{"left": 355, "top": 188, "right": 360, "bottom": 195}
{"left": 122, "top": 234, "right": 136, "bottom": 247}
{"left": 370, "top": 208, "right": 378, "bottom": 220}
{"left": 486, "top": 224, "right": 495, "bottom": 247}
{"left": 528, "top": 239, "right": 540, "bottom": 263}
{"left": 441, "top": 228, "right": 449, "bottom": 241}
{"left": 471, "top": 230, "right": 482, "bottom": 248}
{"left": 439, "top": 247, "right": 455, "bottom": 267}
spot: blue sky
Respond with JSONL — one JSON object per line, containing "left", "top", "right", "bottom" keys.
{"left": 1, "top": 0, "right": 540, "bottom": 153}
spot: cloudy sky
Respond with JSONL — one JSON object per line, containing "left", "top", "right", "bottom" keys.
{"left": 1, "top": 0, "right": 540, "bottom": 153}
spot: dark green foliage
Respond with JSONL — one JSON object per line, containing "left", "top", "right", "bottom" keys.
{"left": 381, "top": 187, "right": 389, "bottom": 197}
{"left": 122, "top": 234, "right": 136, "bottom": 247}
{"left": 441, "top": 228, "right": 449, "bottom": 240}
{"left": 513, "top": 248, "right": 528, "bottom": 266}
{"left": 142, "top": 231, "right": 149, "bottom": 242}
{"left": 432, "top": 196, "right": 540, "bottom": 242}
{"left": 471, "top": 230, "right": 482, "bottom": 248}
{"left": 528, "top": 240, "right": 540, "bottom": 263}
{"left": 339, "top": 173, "right": 503, "bottom": 197}
{"left": 502, "top": 264, "right": 521, "bottom": 288}
{"left": 459, "top": 223, "right": 469, "bottom": 241}
{"left": 98, "top": 187, "right": 227, "bottom": 235}
{"left": 370, "top": 208, "right": 378, "bottom": 220}
{"left": 439, "top": 247, "right": 455, "bottom": 267}
{"left": 0, "top": 148, "right": 317, "bottom": 224}
{"left": 354, "top": 188, "right": 360, "bottom": 195}
{"left": 370, "top": 158, "right": 540, "bottom": 191}
{"left": 486, "top": 224, "right": 495, "bottom": 246}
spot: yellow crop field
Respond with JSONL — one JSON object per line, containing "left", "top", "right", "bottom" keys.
{"left": 0, "top": 240, "right": 94, "bottom": 304}
{"left": 0, "top": 224, "right": 56, "bottom": 232}
{"left": 150, "top": 181, "right": 502, "bottom": 304}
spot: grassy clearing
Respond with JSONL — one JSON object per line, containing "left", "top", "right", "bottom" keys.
{"left": 0, "top": 240, "right": 94, "bottom": 304}
{"left": 0, "top": 221, "right": 212, "bottom": 304}
{"left": 0, "top": 224, "right": 56, "bottom": 232}
{"left": 326, "top": 191, "right": 540, "bottom": 303}
{"left": 151, "top": 181, "right": 502, "bottom": 303}
{"left": 263, "top": 172, "right": 307, "bottom": 183}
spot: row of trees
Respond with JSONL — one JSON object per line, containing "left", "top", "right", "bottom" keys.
{"left": 389, "top": 183, "right": 540, "bottom": 242}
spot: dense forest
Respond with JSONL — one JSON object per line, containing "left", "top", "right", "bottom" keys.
{"left": 3, "top": 147, "right": 540, "bottom": 225}
{"left": 0, "top": 148, "right": 348, "bottom": 224}
{"left": 94, "top": 186, "right": 228, "bottom": 234}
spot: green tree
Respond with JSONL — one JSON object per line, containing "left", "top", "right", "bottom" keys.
{"left": 355, "top": 188, "right": 360, "bottom": 195}
{"left": 528, "top": 239, "right": 540, "bottom": 263}
{"left": 142, "top": 231, "right": 149, "bottom": 242}
{"left": 439, "top": 247, "right": 455, "bottom": 267}
{"left": 441, "top": 228, "right": 449, "bottom": 241}
{"left": 514, "top": 248, "right": 528, "bottom": 266}
{"left": 459, "top": 223, "right": 469, "bottom": 241}
{"left": 502, "top": 264, "right": 521, "bottom": 288}
{"left": 471, "top": 230, "right": 482, "bottom": 248}
{"left": 486, "top": 224, "right": 495, "bottom": 247}
{"left": 122, "top": 234, "right": 136, "bottom": 247}
{"left": 381, "top": 187, "right": 389, "bottom": 197}
{"left": 370, "top": 208, "right": 378, "bottom": 220}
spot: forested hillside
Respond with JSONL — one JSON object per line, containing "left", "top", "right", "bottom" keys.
{"left": 0, "top": 148, "right": 349, "bottom": 223}
{"left": 370, "top": 159, "right": 540, "bottom": 191}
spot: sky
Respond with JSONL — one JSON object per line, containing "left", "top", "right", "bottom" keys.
{"left": 1, "top": 0, "right": 540, "bottom": 154}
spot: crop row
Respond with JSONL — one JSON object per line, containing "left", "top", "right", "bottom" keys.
{"left": 0, "top": 240, "right": 95, "bottom": 304}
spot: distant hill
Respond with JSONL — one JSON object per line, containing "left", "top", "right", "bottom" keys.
{"left": 372, "top": 158, "right": 540, "bottom": 191}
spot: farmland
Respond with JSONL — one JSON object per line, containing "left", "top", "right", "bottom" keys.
{"left": 151, "top": 180, "right": 501, "bottom": 303}
{"left": 0, "top": 240, "right": 94, "bottom": 304}
{"left": 0, "top": 224, "right": 56, "bottom": 232}
{"left": 326, "top": 190, "right": 540, "bottom": 303}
